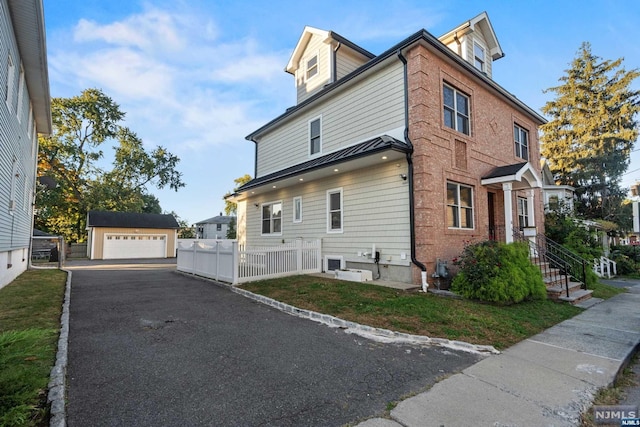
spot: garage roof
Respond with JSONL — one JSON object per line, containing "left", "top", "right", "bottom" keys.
{"left": 87, "top": 211, "right": 180, "bottom": 229}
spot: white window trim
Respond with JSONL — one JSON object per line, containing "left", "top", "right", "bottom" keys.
{"left": 305, "top": 52, "right": 319, "bottom": 82}
{"left": 514, "top": 123, "right": 529, "bottom": 161}
{"left": 447, "top": 181, "right": 475, "bottom": 230}
{"left": 293, "top": 196, "right": 302, "bottom": 223}
{"left": 326, "top": 187, "right": 343, "bottom": 234}
{"left": 517, "top": 196, "right": 529, "bottom": 229}
{"left": 9, "top": 159, "right": 18, "bottom": 213}
{"left": 324, "top": 255, "right": 344, "bottom": 272}
{"left": 260, "top": 200, "right": 283, "bottom": 236}
{"left": 473, "top": 41, "right": 486, "bottom": 73}
{"left": 27, "top": 105, "right": 33, "bottom": 138}
{"left": 6, "top": 55, "right": 15, "bottom": 111}
{"left": 16, "top": 64, "right": 24, "bottom": 122}
{"left": 308, "top": 115, "right": 322, "bottom": 157}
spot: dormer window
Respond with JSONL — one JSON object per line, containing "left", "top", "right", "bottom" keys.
{"left": 306, "top": 55, "right": 318, "bottom": 80}
{"left": 473, "top": 42, "right": 485, "bottom": 72}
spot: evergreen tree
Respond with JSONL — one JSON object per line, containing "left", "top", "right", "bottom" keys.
{"left": 541, "top": 42, "right": 640, "bottom": 221}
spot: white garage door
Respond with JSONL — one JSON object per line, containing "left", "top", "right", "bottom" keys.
{"left": 103, "top": 234, "right": 166, "bottom": 259}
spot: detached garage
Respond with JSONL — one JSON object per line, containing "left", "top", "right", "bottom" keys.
{"left": 87, "top": 211, "right": 179, "bottom": 260}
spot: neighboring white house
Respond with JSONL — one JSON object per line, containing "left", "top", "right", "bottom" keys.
{"left": 541, "top": 161, "right": 575, "bottom": 212}
{"left": 195, "top": 213, "right": 234, "bottom": 239}
{"left": 0, "top": 0, "right": 51, "bottom": 289}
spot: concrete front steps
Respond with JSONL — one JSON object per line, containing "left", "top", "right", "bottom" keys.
{"left": 537, "top": 262, "right": 593, "bottom": 305}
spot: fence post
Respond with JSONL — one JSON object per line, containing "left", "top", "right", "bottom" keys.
{"left": 193, "top": 240, "right": 198, "bottom": 274}
{"left": 215, "top": 241, "right": 220, "bottom": 282}
{"left": 296, "top": 239, "right": 302, "bottom": 273}
{"left": 232, "top": 241, "right": 239, "bottom": 285}
{"left": 317, "top": 238, "right": 322, "bottom": 272}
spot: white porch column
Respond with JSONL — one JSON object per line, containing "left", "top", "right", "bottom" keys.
{"left": 527, "top": 189, "right": 536, "bottom": 228}
{"left": 503, "top": 183, "right": 514, "bottom": 243}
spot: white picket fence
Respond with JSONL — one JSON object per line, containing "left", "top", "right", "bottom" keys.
{"left": 177, "top": 239, "right": 322, "bottom": 285}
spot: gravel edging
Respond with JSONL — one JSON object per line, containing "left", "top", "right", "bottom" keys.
{"left": 48, "top": 269, "right": 72, "bottom": 427}
{"left": 178, "top": 271, "right": 499, "bottom": 355}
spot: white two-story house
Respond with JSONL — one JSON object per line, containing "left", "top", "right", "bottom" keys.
{"left": 0, "top": 0, "right": 51, "bottom": 289}
{"left": 229, "top": 12, "right": 546, "bottom": 287}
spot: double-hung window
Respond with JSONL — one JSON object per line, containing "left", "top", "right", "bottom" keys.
{"left": 261, "top": 201, "right": 282, "bottom": 235}
{"left": 309, "top": 116, "right": 322, "bottom": 156}
{"left": 306, "top": 55, "right": 318, "bottom": 80}
{"left": 443, "top": 84, "right": 470, "bottom": 135}
{"left": 514, "top": 124, "right": 529, "bottom": 160}
{"left": 327, "top": 188, "right": 343, "bottom": 233}
{"left": 473, "top": 42, "right": 486, "bottom": 72}
{"left": 517, "top": 197, "right": 529, "bottom": 229}
{"left": 447, "top": 182, "right": 474, "bottom": 229}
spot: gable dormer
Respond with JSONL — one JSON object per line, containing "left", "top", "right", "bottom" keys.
{"left": 286, "top": 26, "right": 374, "bottom": 104}
{"left": 439, "top": 12, "right": 504, "bottom": 79}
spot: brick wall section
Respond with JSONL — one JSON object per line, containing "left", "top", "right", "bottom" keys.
{"left": 406, "top": 45, "right": 545, "bottom": 285}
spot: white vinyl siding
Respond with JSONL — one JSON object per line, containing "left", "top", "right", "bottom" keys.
{"left": 296, "top": 34, "right": 330, "bottom": 103}
{"left": 0, "top": 6, "right": 39, "bottom": 255}
{"left": 335, "top": 49, "right": 368, "bottom": 80}
{"left": 257, "top": 61, "right": 405, "bottom": 177}
{"left": 244, "top": 162, "right": 410, "bottom": 264}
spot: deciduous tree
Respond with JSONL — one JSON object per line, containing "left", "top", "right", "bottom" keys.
{"left": 36, "top": 88, "right": 184, "bottom": 242}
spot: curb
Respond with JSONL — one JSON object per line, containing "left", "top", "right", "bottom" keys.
{"left": 48, "top": 269, "right": 72, "bottom": 427}
{"left": 177, "top": 271, "right": 499, "bottom": 355}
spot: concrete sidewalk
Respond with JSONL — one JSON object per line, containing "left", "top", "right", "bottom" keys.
{"left": 357, "top": 287, "right": 640, "bottom": 427}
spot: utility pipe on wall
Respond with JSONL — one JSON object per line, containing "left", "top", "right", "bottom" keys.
{"left": 397, "top": 49, "right": 428, "bottom": 292}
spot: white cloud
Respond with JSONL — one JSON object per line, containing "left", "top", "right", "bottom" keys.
{"left": 49, "top": 4, "right": 292, "bottom": 156}
{"left": 73, "top": 8, "right": 185, "bottom": 51}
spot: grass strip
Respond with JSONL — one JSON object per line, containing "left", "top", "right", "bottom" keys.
{"left": 242, "top": 275, "right": 591, "bottom": 350}
{"left": 0, "top": 269, "right": 66, "bottom": 427}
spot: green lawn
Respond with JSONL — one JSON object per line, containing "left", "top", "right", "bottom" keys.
{"left": 0, "top": 269, "right": 66, "bottom": 427}
{"left": 241, "top": 275, "right": 621, "bottom": 350}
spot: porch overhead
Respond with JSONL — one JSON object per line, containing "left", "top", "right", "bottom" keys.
{"left": 229, "top": 135, "right": 410, "bottom": 200}
{"left": 480, "top": 162, "right": 542, "bottom": 190}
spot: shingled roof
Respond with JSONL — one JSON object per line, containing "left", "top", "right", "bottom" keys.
{"left": 87, "top": 211, "right": 179, "bottom": 229}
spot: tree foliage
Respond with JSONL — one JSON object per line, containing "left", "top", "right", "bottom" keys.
{"left": 541, "top": 42, "right": 640, "bottom": 222}
{"left": 223, "top": 174, "right": 252, "bottom": 216}
{"left": 36, "top": 89, "right": 185, "bottom": 242}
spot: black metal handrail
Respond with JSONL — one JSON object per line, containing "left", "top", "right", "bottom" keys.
{"left": 514, "top": 231, "right": 589, "bottom": 297}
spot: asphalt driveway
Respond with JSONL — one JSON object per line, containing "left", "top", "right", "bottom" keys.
{"left": 65, "top": 260, "right": 481, "bottom": 427}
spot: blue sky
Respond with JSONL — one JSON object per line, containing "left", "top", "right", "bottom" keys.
{"left": 43, "top": 0, "right": 640, "bottom": 225}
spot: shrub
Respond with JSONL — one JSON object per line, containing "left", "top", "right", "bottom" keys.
{"left": 451, "top": 241, "right": 546, "bottom": 304}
